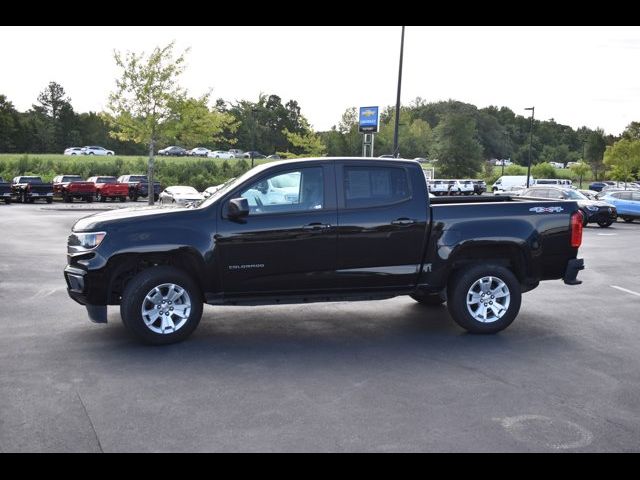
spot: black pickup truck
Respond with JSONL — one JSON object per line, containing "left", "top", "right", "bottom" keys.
{"left": 11, "top": 176, "right": 54, "bottom": 203}
{"left": 65, "top": 158, "right": 585, "bottom": 344}
{"left": 0, "top": 177, "right": 11, "bottom": 204}
{"left": 116, "top": 175, "right": 161, "bottom": 201}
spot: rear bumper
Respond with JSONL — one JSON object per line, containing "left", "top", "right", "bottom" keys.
{"left": 563, "top": 258, "right": 584, "bottom": 285}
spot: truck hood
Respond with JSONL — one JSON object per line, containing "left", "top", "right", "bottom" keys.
{"left": 73, "top": 206, "right": 191, "bottom": 232}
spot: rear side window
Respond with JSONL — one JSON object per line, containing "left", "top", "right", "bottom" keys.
{"left": 344, "top": 166, "right": 410, "bottom": 208}
{"left": 632, "top": 192, "right": 640, "bottom": 201}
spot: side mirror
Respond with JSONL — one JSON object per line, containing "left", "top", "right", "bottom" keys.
{"left": 227, "top": 197, "right": 249, "bottom": 219}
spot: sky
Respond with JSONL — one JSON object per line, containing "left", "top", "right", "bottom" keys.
{"left": 1, "top": 26, "right": 639, "bottom": 135}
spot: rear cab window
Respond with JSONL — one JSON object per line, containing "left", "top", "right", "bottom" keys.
{"left": 342, "top": 166, "right": 411, "bottom": 209}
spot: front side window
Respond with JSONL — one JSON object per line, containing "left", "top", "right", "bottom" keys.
{"left": 239, "top": 167, "right": 324, "bottom": 215}
{"left": 344, "top": 166, "right": 410, "bottom": 208}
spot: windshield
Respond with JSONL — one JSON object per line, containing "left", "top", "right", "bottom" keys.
{"left": 172, "top": 187, "right": 199, "bottom": 195}
{"left": 98, "top": 177, "right": 116, "bottom": 183}
{"left": 63, "top": 176, "right": 83, "bottom": 182}
{"left": 564, "top": 190, "right": 587, "bottom": 200}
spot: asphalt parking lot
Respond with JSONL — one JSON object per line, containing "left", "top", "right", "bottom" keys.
{"left": 1, "top": 203, "right": 639, "bottom": 452}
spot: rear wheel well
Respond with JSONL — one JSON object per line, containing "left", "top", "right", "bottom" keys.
{"left": 447, "top": 245, "right": 528, "bottom": 288}
{"left": 106, "top": 251, "right": 205, "bottom": 304}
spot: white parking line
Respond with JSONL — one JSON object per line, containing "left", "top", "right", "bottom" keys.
{"left": 611, "top": 285, "right": 640, "bottom": 298}
{"left": 597, "top": 233, "right": 617, "bottom": 236}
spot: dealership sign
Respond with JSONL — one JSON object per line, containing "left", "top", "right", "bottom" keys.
{"left": 359, "top": 106, "right": 379, "bottom": 133}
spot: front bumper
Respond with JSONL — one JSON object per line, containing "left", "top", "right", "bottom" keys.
{"left": 585, "top": 208, "right": 617, "bottom": 224}
{"left": 64, "top": 265, "right": 107, "bottom": 323}
{"left": 563, "top": 258, "right": 584, "bottom": 285}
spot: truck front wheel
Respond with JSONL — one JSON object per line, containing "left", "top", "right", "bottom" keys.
{"left": 410, "top": 290, "right": 446, "bottom": 306}
{"left": 120, "top": 266, "right": 203, "bottom": 345}
{"left": 447, "top": 264, "right": 521, "bottom": 334}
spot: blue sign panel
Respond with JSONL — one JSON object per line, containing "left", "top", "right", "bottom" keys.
{"left": 359, "top": 106, "right": 379, "bottom": 133}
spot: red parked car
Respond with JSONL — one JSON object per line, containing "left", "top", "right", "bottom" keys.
{"left": 87, "top": 176, "right": 129, "bottom": 202}
{"left": 52, "top": 175, "right": 96, "bottom": 203}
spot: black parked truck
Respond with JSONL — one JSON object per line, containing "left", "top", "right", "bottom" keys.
{"left": 116, "top": 175, "right": 161, "bottom": 201}
{"left": 11, "top": 176, "right": 53, "bottom": 203}
{"left": 0, "top": 177, "right": 11, "bottom": 204}
{"left": 65, "top": 158, "right": 585, "bottom": 344}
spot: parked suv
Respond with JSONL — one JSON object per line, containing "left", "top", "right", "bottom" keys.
{"left": 521, "top": 186, "right": 617, "bottom": 227}
{"left": 82, "top": 146, "right": 114, "bottom": 156}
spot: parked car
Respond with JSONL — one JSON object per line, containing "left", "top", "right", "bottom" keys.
{"left": 494, "top": 159, "right": 513, "bottom": 166}
{"left": 243, "top": 151, "right": 266, "bottom": 160}
{"left": 11, "top": 176, "right": 53, "bottom": 203}
{"left": 159, "top": 186, "right": 204, "bottom": 206}
{"left": 471, "top": 179, "right": 487, "bottom": 195}
{"left": 116, "top": 175, "right": 161, "bottom": 201}
{"left": 87, "top": 176, "right": 129, "bottom": 202}
{"left": 65, "top": 157, "right": 585, "bottom": 344}
{"left": 158, "top": 146, "right": 187, "bottom": 157}
{"left": 588, "top": 181, "right": 616, "bottom": 192}
{"left": 207, "top": 150, "right": 234, "bottom": 159}
{"left": 202, "top": 178, "right": 237, "bottom": 199}
{"left": 188, "top": 147, "right": 210, "bottom": 157}
{"left": 0, "top": 177, "right": 11, "bottom": 204}
{"left": 578, "top": 189, "right": 599, "bottom": 200}
{"left": 521, "top": 185, "right": 617, "bottom": 227}
{"left": 228, "top": 149, "right": 244, "bottom": 158}
{"left": 53, "top": 175, "right": 96, "bottom": 203}
{"left": 598, "top": 190, "right": 640, "bottom": 223}
{"left": 548, "top": 162, "right": 565, "bottom": 169}
{"left": 492, "top": 175, "right": 535, "bottom": 193}
{"left": 267, "top": 154, "right": 281, "bottom": 160}
{"left": 535, "top": 179, "right": 573, "bottom": 188}
{"left": 64, "top": 147, "right": 84, "bottom": 156}
{"left": 82, "top": 146, "right": 114, "bottom": 156}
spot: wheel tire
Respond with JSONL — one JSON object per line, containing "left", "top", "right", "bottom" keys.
{"left": 21, "top": 192, "right": 27, "bottom": 203}
{"left": 86, "top": 196, "right": 93, "bottom": 203}
{"left": 119, "top": 196, "right": 126, "bottom": 202}
{"left": 410, "top": 290, "right": 447, "bottom": 306}
{"left": 447, "top": 264, "right": 521, "bottom": 334}
{"left": 64, "top": 193, "right": 72, "bottom": 203}
{"left": 120, "top": 266, "right": 203, "bottom": 345}
{"left": 46, "top": 197, "right": 52, "bottom": 204}
{"left": 4, "top": 198, "right": 10, "bottom": 204}
{"left": 154, "top": 194, "right": 159, "bottom": 202}
{"left": 580, "top": 209, "right": 588, "bottom": 227}
{"left": 597, "top": 220, "right": 612, "bottom": 228}
{"left": 131, "top": 194, "right": 138, "bottom": 202}
{"left": 623, "top": 216, "right": 634, "bottom": 223}
{"left": 98, "top": 193, "right": 106, "bottom": 202}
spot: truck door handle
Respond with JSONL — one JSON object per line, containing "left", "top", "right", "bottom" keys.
{"left": 391, "top": 218, "right": 416, "bottom": 226}
{"left": 302, "top": 223, "right": 332, "bottom": 231}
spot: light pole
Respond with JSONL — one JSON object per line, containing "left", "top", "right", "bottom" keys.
{"left": 250, "top": 107, "right": 258, "bottom": 168}
{"left": 525, "top": 107, "right": 535, "bottom": 187}
{"left": 392, "top": 26, "right": 405, "bottom": 158}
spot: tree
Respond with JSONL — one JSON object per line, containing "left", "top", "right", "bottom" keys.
{"left": 430, "top": 113, "right": 483, "bottom": 178}
{"left": 532, "top": 162, "right": 556, "bottom": 179}
{"left": 584, "top": 128, "right": 606, "bottom": 180}
{"left": 622, "top": 121, "right": 640, "bottom": 141}
{"left": 603, "top": 138, "right": 640, "bottom": 183}
{"left": 166, "top": 94, "right": 238, "bottom": 148}
{"left": 569, "top": 162, "right": 590, "bottom": 188}
{"left": 279, "top": 119, "right": 327, "bottom": 158}
{"left": 0, "top": 95, "right": 19, "bottom": 152}
{"left": 105, "top": 42, "right": 188, "bottom": 205}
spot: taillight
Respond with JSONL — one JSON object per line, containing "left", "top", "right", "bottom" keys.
{"left": 26, "top": 183, "right": 31, "bottom": 192}
{"left": 570, "top": 211, "right": 583, "bottom": 248}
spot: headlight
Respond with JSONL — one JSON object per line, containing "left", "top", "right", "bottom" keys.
{"left": 586, "top": 205, "right": 599, "bottom": 212}
{"left": 69, "top": 232, "right": 107, "bottom": 250}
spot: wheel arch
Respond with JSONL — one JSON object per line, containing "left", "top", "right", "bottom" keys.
{"left": 104, "top": 248, "right": 208, "bottom": 305}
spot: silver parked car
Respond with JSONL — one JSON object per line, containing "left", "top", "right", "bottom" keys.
{"left": 159, "top": 186, "right": 204, "bottom": 206}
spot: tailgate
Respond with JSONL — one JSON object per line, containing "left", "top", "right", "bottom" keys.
{"left": 69, "top": 182, "right": 96, "bottom": 193}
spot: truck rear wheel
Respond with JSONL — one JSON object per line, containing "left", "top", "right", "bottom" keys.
{"left": 447, "top": 264, "right": 521, "bottom": 334}
{"left": 120, "top": 266, "right": 203, "bottom": 345}
{"left": 410, "top": 290, "right": 446, "bottom": 306}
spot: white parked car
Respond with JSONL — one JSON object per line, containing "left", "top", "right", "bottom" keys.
{"left": 242, "top": 172, "right": 301, "bottom": 206}
{"left": 207, "top": 150, "right": 235, "bottom": 159}
{"left": 492, "top": 175, "right": 534, "bottom": 193}
{"left": 188, "top": 147, "right": 210, "bottom": 157}
{"left": 82, "top": 146, "right": 114, "bottom": 156}
{"left": 64, "top": 147, "right": 84, "bottom": 155}
{"left": 228, "top": 149, "right": 244, "bottom": 158}
{"left": 159, "top": 186, "right": 204, "bottom": 206}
